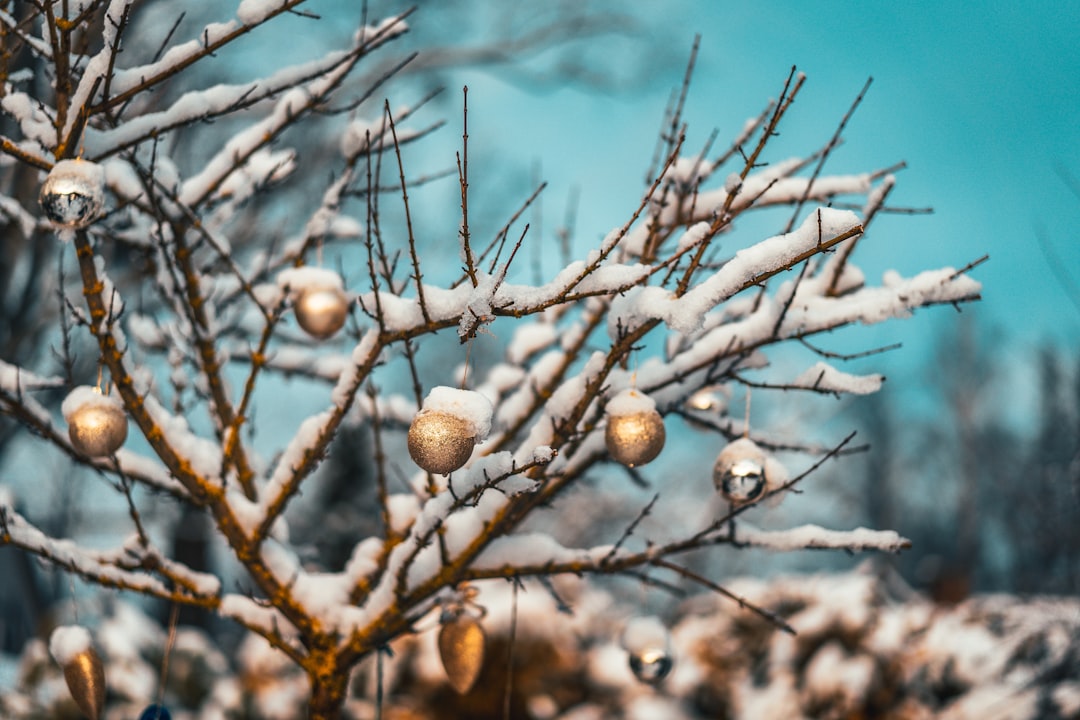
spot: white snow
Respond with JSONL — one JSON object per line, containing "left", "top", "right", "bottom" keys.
{"left": 792, "top": 361, "right": 884, "bottom": 395}
{"left": 418, "top": 386, "right": 493, "bottom": 439}
{"left": 48, "top": 625, "right": 93, "bottom": 665}
{"left": 61, "top": 385, "right": 123, "bottom": 422}
{"left": 621, "top": 616, "right": 670, "bottom": 654}
{"left": 606, "top": 388, "right": 657, "bottom": 416}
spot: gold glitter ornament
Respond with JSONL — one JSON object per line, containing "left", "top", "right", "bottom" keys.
{"left": 63, "top": 387, "right": 128, "bottom": 458}
{"left": 63, "top": 648, "right": 107, "bottom": 720}
{"left": 407, "top": 411, "right": 475, "bottom": 475}
{"left": 605, "top": 389, "right": 665, "bottom": 467}
{"left": 295, "top": 286, "right": 349, "bottom": 339}
{"left": 713, "top": 437, "right": 768, "bottom": 504}
{"left": 39, "top": 159, "right": 105, "bottom": 229}
{"left": 438, "top": 614, "right": 486, "bottom": 694}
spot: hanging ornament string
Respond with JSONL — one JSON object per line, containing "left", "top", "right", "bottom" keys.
{"left": 743, "top": 387, "right": 752, "bottom": 439}
{"left": 502, "top": 580, "right": 518, "bottom": 720}
{"left": 374, "top": 646, "right": 384, "bottom": 720}
{"left": 154, "top": 603, "right": 180, "bottom": 715}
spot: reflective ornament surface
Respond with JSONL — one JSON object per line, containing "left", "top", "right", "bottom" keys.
{"left": 437, "top": 614, "right": 486, "bottom": 694}
{"left": 68, "top": 402, "right": 128, "bottom": 458}
{"left": 39, "top": 159, "right": 105, "bottom": 228}
{"left": 629, "top": 646, "right": 674, "bottom": 685}
{"left": 407, "top": 411, "right": 475, "bottom": 475}
{"left": 295, "top": 286, "right": 349, "bottom": 339}
{"left": 62, "top": 648, "right": 107, "bottom": 720}
{"left": 713, "top": 438, "right": 767, "bottom": 504}
{"left": 605, "top": 409, "right": 666, "bottom": 467}
{"left": 138, "top": 705, "right": 173, "bottom": 720}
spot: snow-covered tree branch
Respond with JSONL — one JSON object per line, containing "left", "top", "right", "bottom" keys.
{"left": 0, "top": 2, "right": 982, "bottom": 718}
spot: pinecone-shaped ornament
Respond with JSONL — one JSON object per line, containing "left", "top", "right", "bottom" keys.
{"left": 50, "top": 626, "right": 107, "bottom": 720}
{"left": 438, "top": 612, "right": 486, "bottom": 694}
{"left": 63, "top": 386, "right": 128, "bottom": 458}
{"left": 39, "top": 159, "right": 105, "bottom": 229}
{"left": 605, "top": 389, "right": 665, "bottom": 467}
{"left": 408, "top": 386, "right": 493, "bottom": 475}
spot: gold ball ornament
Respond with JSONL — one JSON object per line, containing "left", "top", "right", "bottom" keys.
{"left": 63, "top": 387, "right": 128, "bottom": 458}
{"left": 407, "top": 411, "right": 476, "bottom": 475}
{"left": 295, "top": 286, "right": 349, "bottom": 339}
{"left": 39, "top": 159, "right": 105, "bottom": 229}
{"left": 713, "top": 438, "right": 767, "bottom": 504}
{"left": 438, "top": 613, "right": 486, "bottom": 694}
{"left": 605, "top": 389, "right": 665, "bottom": 467}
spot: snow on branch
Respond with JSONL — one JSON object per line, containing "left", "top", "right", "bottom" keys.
{"left": 732, "top": 523, "right": 912, "bottom": 553}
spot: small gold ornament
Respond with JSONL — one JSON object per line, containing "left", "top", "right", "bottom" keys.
{"left": 438, "top": 613, "right": 486, "bottom": 694}
{"left": 605, "top": 389, "right": 665, "bottom": 467}
{"left": 408, "top": 411, "right": 475, "bottom": 475}
{"left": 63, "top": 648, "right": 107, "bottom": 720}
{"left": 407, "top": 387, "right": 493, "bottom": 475}
{"left": 713, "top": 437, "right": 767, "bottom": 504}
{"left": 63, "top": 387, "right": 127, "bottom": 458}
{"left": 39, "top": 159, "right": 105, "bottom": 229}
{"left": 295, "top": 286, "right": 349, "bottom": 339}
{"left": 50, "top": 626, "right": 106, "bottom": 720}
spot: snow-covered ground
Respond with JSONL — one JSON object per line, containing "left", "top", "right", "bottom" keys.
{"left": 4, "top": 565, "right": 1077, "bottom": 719}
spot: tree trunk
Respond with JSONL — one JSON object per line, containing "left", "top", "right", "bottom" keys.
{"left": 307, "top": 667, "right": 349, "bottom": 720}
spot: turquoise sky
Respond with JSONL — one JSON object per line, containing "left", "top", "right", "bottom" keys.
{"left": 223, "top": 1, "right": 1079, "bottom": 383}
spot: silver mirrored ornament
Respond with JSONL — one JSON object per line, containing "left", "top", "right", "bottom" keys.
{"left": 629, "top": 646, "right": 674, "bottom": 685}
{"left": 621, "top": 616, "right": 674, "bottom": 686}
{"left": 713, "top": 438, "right": 767, "bottom": 504}
{"left": 39, "top": 159, "right": 105, "bottom": 229}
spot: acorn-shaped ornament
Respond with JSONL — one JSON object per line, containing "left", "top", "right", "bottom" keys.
{"left": 621, "top": 616, "right": 674, "bottom": 685}
{"left": 408, "top": 386, "right": 493, "bottom": 475}
{"left": 49, "top": 625, "right": 107, "bottom": 720}
{"left": 277, "top": 266, "right": 350, "bottom": 340}
{"left": 63, "top": 386, "right": 128, "bottom": 458}
{"left": 713, "top": 437, "right": 768, "bottom": 504}
{"left": 605, "top": 389, "right": 665, "bottom": 467}
{"left": 438, "top": 612, "right": 486, "bottom": 694}
{"left": 39, "top": 159, "right": 105, "bottom": 229}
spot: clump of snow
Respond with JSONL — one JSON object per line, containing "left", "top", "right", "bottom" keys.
{"left": 621, "top": 616, "right": 671, "bottom": 654}
{"left": 606, "top": 388, "right": 657, "bottom": 417}
{"left": 792, "top": 361, "right": 884, "bottom": 395}
{"left": 61, "top": 385, "right": 123, "bottom": 422}
{"left": 418, "top": 386, "right": 493, "bottom": 439}
{"left": 49, "top": 625, "right": 93, "bottom": 665}
{"left": 276, "top": 266, "right": 344, "bottom": 298}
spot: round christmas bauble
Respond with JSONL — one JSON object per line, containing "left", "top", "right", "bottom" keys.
{"left": 407, "top": 411, "right": 475, "bottom": 475}
{"left": 63, "top": 387, "right": 128, "bottom": 458}
{"left": 629, "top": 646, "right": 674, "bottom": 685}
{"left": 295, "top": 286, "right": 349, "bottom": 339}
{"left": 438, "top": 614, "right": 486, "bottom": 694}
{"left": 605, "top": 389, "right": 665, "bottom": 467}
{"left": 62, "top": 648, "right": 107, "bottom": 720}
{"left": 621, "top": 616, "right": 673, "bottom": 686}
{"left": 713, "top": 437, "right": 767, "bottom": 504}
{"left": 39, "top": 159, "right": 105, "bottom": 229}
